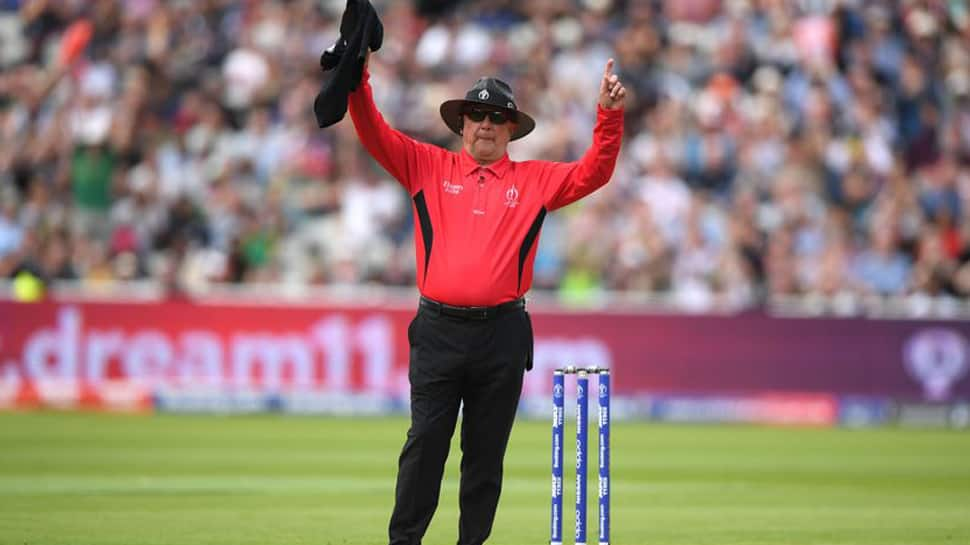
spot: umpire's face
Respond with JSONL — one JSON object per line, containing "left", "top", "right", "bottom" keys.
{"left": 462, "top": 107, "right": 517, "bottom": 164}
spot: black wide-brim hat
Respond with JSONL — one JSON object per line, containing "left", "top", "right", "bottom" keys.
{"left": 439, "top": 77, "right": 536, "bottom": 141}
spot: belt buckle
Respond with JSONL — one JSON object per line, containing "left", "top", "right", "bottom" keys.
{"left": 469, "top": 306, "right": 489, "bottom": 320}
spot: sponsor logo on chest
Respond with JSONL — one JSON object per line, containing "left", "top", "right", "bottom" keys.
{"left": 442, "top": 180, "right": 464, "bottom": 195}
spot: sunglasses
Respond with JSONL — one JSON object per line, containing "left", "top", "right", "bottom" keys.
{"left": 463, "top": 108, "right": 513, "bottom": 124}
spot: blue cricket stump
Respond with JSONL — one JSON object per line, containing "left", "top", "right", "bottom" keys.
{"left": 598, "top": 370, "right": 610, "bottom": 545}
{"left": 576, "top": 370, "right": 589, "bottom": 545}
{"left": 551, "top": 366, "right": 610, "bottom": 545}
{"left": 551, "top": 370, "right": 565, "bottom": 545}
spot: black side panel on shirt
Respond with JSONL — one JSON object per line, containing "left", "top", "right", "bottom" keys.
{"left": 413, "top": 191, "right": 434, "bottom": 285}
{"left": 517, "top": 207, "right": 547, "bottom": 291}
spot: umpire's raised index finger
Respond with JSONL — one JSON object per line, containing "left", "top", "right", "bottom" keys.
{"left": 604, "top": 58, "right": 614, "bottom": 77}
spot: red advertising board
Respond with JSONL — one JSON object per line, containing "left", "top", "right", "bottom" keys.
{"left": 2, "top": 300, "right": 969, "bottom": 410}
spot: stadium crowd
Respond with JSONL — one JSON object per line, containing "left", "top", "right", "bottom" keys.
{"left": 1, "top": 0, "right": 970, "bottom": 309}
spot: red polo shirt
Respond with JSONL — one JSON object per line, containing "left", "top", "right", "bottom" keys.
{"left": 348, "top": 70, "right": 623, "bottom": 306}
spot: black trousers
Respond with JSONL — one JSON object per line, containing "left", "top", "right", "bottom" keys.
{"left": 388, "top": 304, "right": 533, "bottom": 545}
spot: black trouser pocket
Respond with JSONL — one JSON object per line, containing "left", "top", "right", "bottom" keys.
{"left": 523, "top": 311, "right": 534, "bottom": 371}
{"left": 407, "top": 313, "right": 420, "bottom": 346}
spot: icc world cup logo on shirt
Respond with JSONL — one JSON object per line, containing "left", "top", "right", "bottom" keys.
{"left": 505, "top": 184, "right": 519, "bottom": 208}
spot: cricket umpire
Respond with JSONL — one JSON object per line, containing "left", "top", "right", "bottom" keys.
{"left": 348, "top": 52, "right": 625, "bottom": 545}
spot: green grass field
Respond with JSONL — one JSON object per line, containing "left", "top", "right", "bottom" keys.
{"left": 0, "top": 412, "right": 968, "bottom": 545}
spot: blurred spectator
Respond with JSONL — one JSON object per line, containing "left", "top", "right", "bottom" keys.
{"left": 0, "top": 197, "right": 23, "bottom": 259}
{"left": 1, "top": 0, "right": 969, "bottom": 310}
{"left": 852, "top": 225, "right": 912, "bottom": 296}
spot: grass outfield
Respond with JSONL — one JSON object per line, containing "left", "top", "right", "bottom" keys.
{"left": 0, "top": 413, "right": 968, "bottom": 545}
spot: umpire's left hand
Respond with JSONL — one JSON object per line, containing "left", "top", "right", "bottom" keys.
{"left": 598, "top": 58, "right": 626, "bottom": 110}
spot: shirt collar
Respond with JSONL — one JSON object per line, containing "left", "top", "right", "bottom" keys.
{"left": 460, "top": 148, "right": 512, "bottom": 180}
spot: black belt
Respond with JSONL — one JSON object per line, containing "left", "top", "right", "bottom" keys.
{"left": 419, "top": 296, "right": 525, "bottom": 321}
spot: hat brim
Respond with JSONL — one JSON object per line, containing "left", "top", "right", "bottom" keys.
{"left": 439, "top": 99, "right": 536, "bottom": 141}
